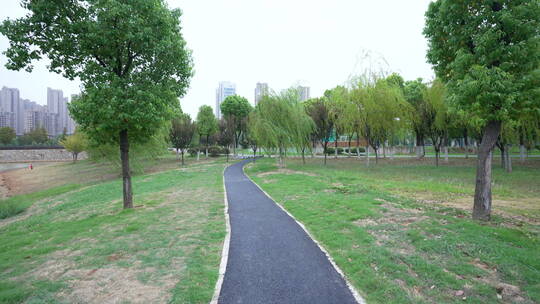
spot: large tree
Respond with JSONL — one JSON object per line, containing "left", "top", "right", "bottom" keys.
{"left": 424, "top": 0, "right": 540, "bottom": 220}
{"left": 170, "top": 114, "right": 196, "bottom": 166}
{"left": 1, "top": 0, "right": 193, "bottom": 208}
{"left": 196, "top": 105, "right": 218, "bottom": 157}
{"left": 220, "top": 95, "right": 252, "bottom": 154}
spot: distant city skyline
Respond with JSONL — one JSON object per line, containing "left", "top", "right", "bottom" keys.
{"left": 0, "top": 86, "right": 76, "bottom": 137}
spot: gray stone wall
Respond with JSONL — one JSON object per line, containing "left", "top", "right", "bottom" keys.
{"left": 0, "top": 149, "right": 88, "bottom": 162}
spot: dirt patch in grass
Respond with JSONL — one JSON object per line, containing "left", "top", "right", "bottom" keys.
{"left": 468, "top": 258, "right": 532, "bottom": 303}
{"left": 355, "top": 201, "right": 428, "bottom": 229}
{"left": 257, "top": 168, "right": 318, "bottom": 178}
{"left": 414, "top": 194, "right": 540, "bottom": 226}
{"left": 57, "top": 264, "right": 177, "bottom": 304}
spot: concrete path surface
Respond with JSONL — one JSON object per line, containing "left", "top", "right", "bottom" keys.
{"left": 218, "top": 159, "right": 360, "bottom": 304}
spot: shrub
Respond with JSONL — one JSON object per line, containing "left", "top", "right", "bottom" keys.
{"left": 325, "top": 147, "right": 334, "bottom": 154}
{"left": 208, "top": 146, "right": 229, "bottom": 157}
{"left": 187, "top": 147, "right": 200, "bottom": 157}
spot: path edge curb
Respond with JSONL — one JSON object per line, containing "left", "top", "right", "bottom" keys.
{"left": 210, "top": 163, "right": 232, "bottom": 304}
{"left": 242, "top": 161, "right": 367, "bottom": 304}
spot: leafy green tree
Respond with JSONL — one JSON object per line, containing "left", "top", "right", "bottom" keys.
{"left": 423, "top": 80, "right": 449, "bottom": 166}
{"left": 1, "top": 0, "right": 193, "bottom": 208}
{"left": 351, "top": 77, "right": 408, "bottom": 164}
{"left": 0, "top": 127, "right": 15, "bottom": 145}
{"left": 403, "top": 78, "right": 428, "bottom": 158}
{"left": 19, "top": 128, "right": 48, "bottom": 145}
{"left": 196, "top": 105, "right": 218, "bottom": 157}
{"left": 326, "top": 86, "right": 349, "bottom": 159}
{"left": 60, "top": 132, "right": 88, "bottom": 161}
{"left": 424, "top": 0, "right": 540, "bottom": 220}
{"left": 216, "top": 119, "right": 234, "bottom": 162}
{"left": 220, "top": 95, "right": 252, "bottom": 155}
{"left": 249, "top": 89, "right": 313, "bottom": 167}
{"left": 306, "top": 98, "right": 334, "bottom": 165}
{"left": 170, "top": 114, "right": 196, "bottom": 166}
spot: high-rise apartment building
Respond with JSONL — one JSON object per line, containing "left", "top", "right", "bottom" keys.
{"left": 254, "top": 82, "right": 269, "bottom": 106}
{"left": 0, "top": 87, "right": 24, "bottom": 135}
{"left": 215, "top": 81, "right": 236, "bottom": 119}
{"left": 298, "top": 86, "right": 310, "bottom": 102}
{"left": 0, "top": 86, "right": 76, "bottom": 138}
{"left": 24, "top": 110, "right": 45, "bottom": 133}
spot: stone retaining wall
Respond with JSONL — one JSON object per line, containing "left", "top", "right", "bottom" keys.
{"left": 0, "top": 149, "right": 88, "bottom": 162}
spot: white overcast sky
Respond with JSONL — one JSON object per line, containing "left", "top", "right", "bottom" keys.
{"left": 0, "top": 0, "right": 434, "bottom": 117}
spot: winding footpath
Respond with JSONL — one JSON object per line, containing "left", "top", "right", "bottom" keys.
{"left": 216, "top": 159, "right": 362, "bottom": 304}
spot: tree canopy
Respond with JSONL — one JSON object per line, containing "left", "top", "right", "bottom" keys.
{"left": 0, "top": 127, "right": 16, "bottom": 145}
{"left": 170, "top": 114, "right": 196, "bottom": 165}
{"left": 424, "top": 0, "right": 540, "bottom": 220}
{"left": 1, "top": 0, "right": 193, "bottom": 208}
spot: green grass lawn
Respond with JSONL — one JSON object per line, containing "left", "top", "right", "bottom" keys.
{"left": 0, "top": 158, "right": 228, "bottom": 303}
{"left": 245, "top": 157, "right": 540, "bottom": 304}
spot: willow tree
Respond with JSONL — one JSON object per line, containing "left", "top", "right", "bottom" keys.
{"left": 403, "top": 79, "right": 428, "bottom": 158}
{"left": 326, "top": 86, "right": 349, "bottom": 158}
{"left": 424, "top": 80, "right": 449, "bottom": 166}
{"left": 1, "top": 0, "right": 193, "bottom": 209}
{"left": 249, "top": 88, "right": 313, "bottom": 167}
{"left": 425, "top": 0, "right": 540, "bottom": 220}
{"left": 351, "top": 77, "right": 408, "bottom": 165}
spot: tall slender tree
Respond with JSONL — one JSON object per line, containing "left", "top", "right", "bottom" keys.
{"left": 220, "top": 95, "right": 252, "bottom": 155}
{"left": 170, "top": 114, "right": 196, "bottom": 166}
{"left": 306, "top": 98, "right": 334, "bottom": 165}
{"left": 1, "top": 0, "right": 193, "bottom": 209}
{"left": 196, "top": 105, "right": 218, "bottom": 158}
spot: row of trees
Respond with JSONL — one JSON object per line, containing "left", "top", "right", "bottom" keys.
{"left": 0, "top": 126, "right": 68, "bottom": 146}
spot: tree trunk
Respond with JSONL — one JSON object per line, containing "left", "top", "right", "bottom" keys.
{"left": 206, "top": 135, "right": 210, "bottom": 158}
{"left": 334, "top": 135, "right": 338, "bottom": 159}
{"left": 366, "top": 145, "right": 370, "bottom": 166}
{"left": 435, "top": 149, "right": 439, "bottom": 167}
{"left": 348, "top": 136, "right": 352, "bottom": 158}
{"left": 464, "top": 129, "right": 469, "bottom": 159}
{"left": 374, "top": 147, "right": 379, "bottom": 164}
{"left": 119, "top": 130, "right": 133, "bottom": 209}
{"left": 176, "top": 148, "right": 179, "bottom": 160}
{"left": 443, "top": 143, "right": 449, "bottom": 163}
{"left": 197, "top": 149, "right": 200, "bottom": 161}
{"left": 302, "top": 149, "right": 306, "bottom": 165}
{"left": 415, "top": 133, "right": 422, "bottom": 159}
{"left": 499, "top": 144, "right": 505, "bottom": 169}
{"left": 473, "top": 121, "right": 502, "bottom": 221}
{"left": 520, "top": 145, "right": 526, "bottom": 163}
{"left": 324, "top": 144, "right": 327, "bottom": 165}
{"left": 505, "top": 145, "right": 512, "bottom": 173}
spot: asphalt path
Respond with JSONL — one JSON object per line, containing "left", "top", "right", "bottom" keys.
{"left": 218, "top": 159, "right": 358, "bottom": 304}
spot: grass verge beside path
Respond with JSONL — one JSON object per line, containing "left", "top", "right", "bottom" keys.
{"left": 245, "top": 158, "right": 540, "bottom": 304}
{"left": 0, "top": 159, "right": 228, "bottom": 303}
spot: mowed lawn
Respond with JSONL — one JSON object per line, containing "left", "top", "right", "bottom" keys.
{"left": 0, "top": 158, "right": 228, "bottom": 303}
{"left": 245, "top": 157, "right": 540, "bottom": 304}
